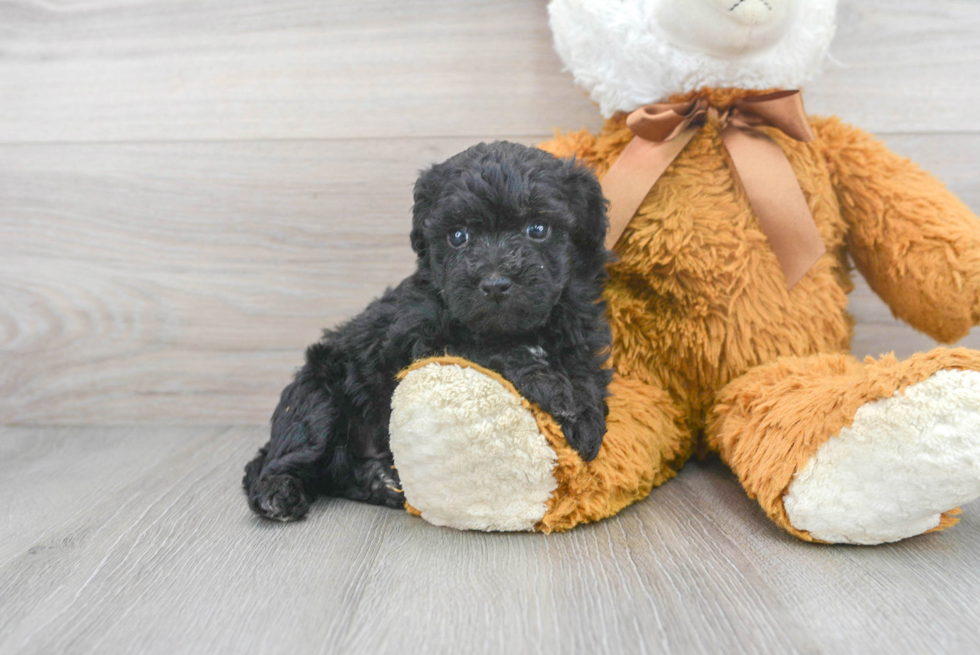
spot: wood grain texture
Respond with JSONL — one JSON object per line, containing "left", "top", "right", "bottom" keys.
{"left": 1, "top": 426, "right": 977, "bottom": 655}
{"left": 0, "top": 0, "right": 597, "bottom": 143}
{"left": 0, "top": 136, "right": 533, "bottom": 424}
{"left": 805, "top": 0, "right": 980, "bottom": 133}
{"left": 1, "top": 0, "right": 980, "bottom": 143}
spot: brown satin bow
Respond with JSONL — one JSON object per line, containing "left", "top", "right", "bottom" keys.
{"left": 600, "top": 90, "right": 826, "bottom": 288}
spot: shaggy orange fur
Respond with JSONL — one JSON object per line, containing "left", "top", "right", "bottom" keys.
{"left": 533, "top": 87, "right": 980, "bottom": 537}
{"left": 538, "top": 374, "right": 688, "bottom": 532}
{"left": 816, "top": 116, "right": 980, "bottom": 343}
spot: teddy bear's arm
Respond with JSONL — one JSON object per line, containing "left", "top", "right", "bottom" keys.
{"left": 537, "top": 129, "right": 600, "bottom": 169}
{"left": 815, "top": 117, "right": 980, "bottom": 343}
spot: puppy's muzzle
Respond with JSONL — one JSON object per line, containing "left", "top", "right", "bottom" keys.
{"left": 479, "top": 276, "right": 512, "bottom": 302}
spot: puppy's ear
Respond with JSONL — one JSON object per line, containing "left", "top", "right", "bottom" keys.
{"left": 560, "top": 158, "right": 608, "bottom": 255}
{"left": 411, "top": 164, "right": 442, "bottom": 258}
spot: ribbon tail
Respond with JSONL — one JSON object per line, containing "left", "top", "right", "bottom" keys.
{"left": 722, "top": 125, "right": 826, "bottom": 288}
{"left": 600, "top": 129, "right": 698, "bottom": 251}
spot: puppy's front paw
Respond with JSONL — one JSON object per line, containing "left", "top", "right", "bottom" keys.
{"left": 518, "top": 371, "right": 576, "bottom": 419}
{"left": 560, "top": 408, "right": 606, "bottom": 462}
{"left": 249, "top": 475, "right": 311, "bottom": 522}
{"left": 345, "top": 459, "right": 406, "bottom": 509}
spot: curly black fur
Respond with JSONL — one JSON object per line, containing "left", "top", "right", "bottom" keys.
{"left": 243, "top": 141, "right": 612, "bottom": 522}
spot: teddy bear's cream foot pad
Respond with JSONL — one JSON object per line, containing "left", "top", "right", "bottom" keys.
{"left": 389, "top": 360, "right": 558, "bottom": 531}
{"left": 784, "top": 369, "right": 980, "bottom": 545}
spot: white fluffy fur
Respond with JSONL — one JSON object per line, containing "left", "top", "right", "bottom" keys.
{"left": 549, "top": 0, "right": 838, "bottom": 116}
{"left": 784, "top": 370, "right": 980, "bottom": 545}
{"left": 389, "top": 363, "right": 558, "bottom": 531}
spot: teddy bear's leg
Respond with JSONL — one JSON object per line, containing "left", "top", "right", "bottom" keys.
{"left": 389, "top": 357, "right": 689, "bottom": 532}
{"left": 708, "top": 348, "right": 980, "bottom": 544}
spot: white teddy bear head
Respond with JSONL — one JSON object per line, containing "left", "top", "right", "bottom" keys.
{"left": 549, "top": 0, "right": 838, "bottom": 116}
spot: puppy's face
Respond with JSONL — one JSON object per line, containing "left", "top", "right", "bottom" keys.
{"left": 411, "top": 142, "right": 607, "bottom": 336}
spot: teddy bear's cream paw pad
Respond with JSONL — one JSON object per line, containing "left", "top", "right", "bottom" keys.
{"left": 389, "top": 363, "right": 558, "bottom": 531}
{"left": 784, "top": 369, "right": 980, "bottom": 545}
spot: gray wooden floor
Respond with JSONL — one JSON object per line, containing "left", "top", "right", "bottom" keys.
{"left": 3, "top": 0, "right": 980, "bottom": 653}
{"left": 3, "top": 426, "right": 979, "bottom": 655}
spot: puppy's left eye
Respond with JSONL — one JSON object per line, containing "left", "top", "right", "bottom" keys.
{"left": 526, "top": 223, "right": 550, "bottom": 241}
{"left": 448, "top": 228, "right": 469, "bottom": 248}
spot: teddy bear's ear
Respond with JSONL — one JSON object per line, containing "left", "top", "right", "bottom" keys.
{"left": 410, "top": 164, "right": 442, "bottom": 258}
{"left": 560, "top": 158, "right": 609, "bottom": 258}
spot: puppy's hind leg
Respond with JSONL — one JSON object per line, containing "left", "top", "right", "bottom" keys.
{"left": 245, "top": 435, "right": 315, "bottom": 522}
{"left": 244, "top": 374, "right": 340, "bottom": 522}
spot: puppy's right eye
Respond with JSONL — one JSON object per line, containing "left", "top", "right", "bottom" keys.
{"left": 448, "top": 228, "right": 469, "bottom": 248}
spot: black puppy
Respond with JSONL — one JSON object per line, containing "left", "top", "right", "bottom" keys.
{"left": 243, "top": 141, "right": 611, "bottom": 521}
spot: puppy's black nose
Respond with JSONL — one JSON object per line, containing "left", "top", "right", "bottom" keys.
{"left": 479, "top": 276, "right": 512, "bottom": 302}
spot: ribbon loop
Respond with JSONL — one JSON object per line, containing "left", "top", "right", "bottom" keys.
{"left": 626, "top": 98, "right": 706, "bottom": 142}
{"left": 728, "top": 90, "right": 815, "bottom": 142}
{"left": 600, "top": 89, "right": 825, "bottom": 289}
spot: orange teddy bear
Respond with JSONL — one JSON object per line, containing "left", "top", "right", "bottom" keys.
{"left": 388, "top": 0, "right": 980, "bottom": 544}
